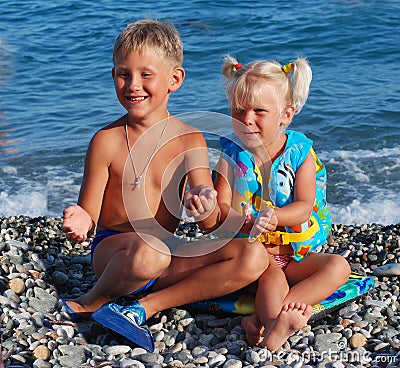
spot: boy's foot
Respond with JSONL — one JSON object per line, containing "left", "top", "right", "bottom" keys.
{"left": 92, "top": 300, "right": 154, "bottom": 352}
{"left": 262, "top": 302, "right": 312, "bottom": 352}
{"left": 241, "top": 313, "right": 264, "bottom": 346}
{"left": 60, "top": 299, "right": 91, "bottom": 322}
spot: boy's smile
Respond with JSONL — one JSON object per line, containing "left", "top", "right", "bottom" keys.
{"left": 112, "top": 49, "right": 173, "bottom": 124}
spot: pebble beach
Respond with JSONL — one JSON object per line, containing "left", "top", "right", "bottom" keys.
{"left": 1, "top": 216, "right": 399, "bottom": 368}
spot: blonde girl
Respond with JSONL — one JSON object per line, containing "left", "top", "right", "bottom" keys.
{"left": 214, "top": 55, "right": 351, "bottom": 351}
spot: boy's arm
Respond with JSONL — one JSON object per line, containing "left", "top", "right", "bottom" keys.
{"left": 273, "top": 152, "right": 316, "bottom": 226}
{"left": 184, "top": 132, "right": 221, "bottom": 232}
{"left": 62, "top": 130, "right": 111, "bottom": 241}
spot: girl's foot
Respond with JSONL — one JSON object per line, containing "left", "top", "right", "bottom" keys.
{"left": 241, "top": 313, "right": 264, "bottom": 346}
{"left": 262, "top": 301, "right": 312, "bottom": 351}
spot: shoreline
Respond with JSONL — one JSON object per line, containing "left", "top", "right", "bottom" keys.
{"left": 1, "top": 216, "right": 399, "bottom": 368}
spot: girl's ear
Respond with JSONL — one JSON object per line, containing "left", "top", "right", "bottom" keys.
{"left": 169, "top": 66, "right": 185, "bottom": 92}
{"left": 280, "top": 105, "right": 295, "bottom": 127}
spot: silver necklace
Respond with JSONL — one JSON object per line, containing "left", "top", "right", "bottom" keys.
{"left": 125, "top": 113, "right": 169, "bottom": 189}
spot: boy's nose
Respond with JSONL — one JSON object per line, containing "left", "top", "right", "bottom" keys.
{"left": 128, "top": 76, "right": 141, "bottom": 91}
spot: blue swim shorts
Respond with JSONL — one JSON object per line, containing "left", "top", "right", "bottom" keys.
{"left": 91, "top": 230, "right": 157, "bottom": 294}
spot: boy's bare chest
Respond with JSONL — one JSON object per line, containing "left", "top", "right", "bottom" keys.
{"left": 111, "top": 145, "right": 186, "bottom": 213}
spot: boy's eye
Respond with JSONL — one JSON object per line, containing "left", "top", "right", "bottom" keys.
{"left": 118, "top": 72, "right": 129, "bottom": 78}
{"left": 233, "top": 107, "right": 244, "bottom": 113}
{"left": 142, "top": 72, "right": 152, "bottom": 78}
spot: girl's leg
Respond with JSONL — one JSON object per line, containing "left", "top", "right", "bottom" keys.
{"left": 283, "top": 253, "right": 351, "bottom": 305}
{"left": 137, "top": 237, "right": 269, "bottom": 319}
{"left": 241, "top": 255, "right": 289, "bottom": 345}
{"left": 261, "top": 253, "right": 350, "bottom": 351}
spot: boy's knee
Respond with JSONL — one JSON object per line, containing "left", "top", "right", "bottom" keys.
{"left": 236, "top": 241, "right": 268, "bottom": 282}
{"left": 128, "top": 238, "right": 171, "bottom": 280}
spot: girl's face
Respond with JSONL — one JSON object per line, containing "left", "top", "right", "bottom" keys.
{"left": 231, "top": 81, "right": 293, "bottom": 153}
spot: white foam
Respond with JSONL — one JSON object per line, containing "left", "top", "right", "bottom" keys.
{"left": 2, "top": 165, "right": 18, "bottom": 175}
{"left": 319, "top": 145, "right": 400, "bottom": 224}
{"left": 330, "top": 197, "right": 400, "bottom": 225}
{"left": 0, "top": 191, "right": 47, "bottom": 217}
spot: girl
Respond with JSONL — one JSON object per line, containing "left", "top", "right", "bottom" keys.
{"left": 214, "top": 55, "right": 351, "bottom": 351}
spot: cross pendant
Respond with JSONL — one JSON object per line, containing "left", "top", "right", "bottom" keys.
{"left": 135, "top": 176, "right": 142, "bottom": 189}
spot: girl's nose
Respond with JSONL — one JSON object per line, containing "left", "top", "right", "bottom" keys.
{"left": 243, "top": 112, "right": 254, "bottom": 126}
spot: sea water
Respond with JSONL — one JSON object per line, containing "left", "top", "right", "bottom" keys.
{"left": 0, "top": 0, "right": 399, "bottom": 224}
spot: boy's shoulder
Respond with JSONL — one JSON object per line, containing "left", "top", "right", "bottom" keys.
{"left": 88, "top": 118, "right": 125, "bottom": 150}
{"left": 97, "top": 118, "right": 125, "bottom": 134}
{"left": 167, "top": 116, "right": 204, "bottom": 143}
{"left": 169, "top": 115, "right": 201, "bottom": 133}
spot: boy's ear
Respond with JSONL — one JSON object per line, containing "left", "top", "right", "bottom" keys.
{"left": 280, "top": 105, "right": 295, "bottom": 126}
{"left": 169, "top": 66, "right": 185, "bottom": 92}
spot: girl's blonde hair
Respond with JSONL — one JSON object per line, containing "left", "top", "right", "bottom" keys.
{"left": 222, "top": 55, "right": 312, "bottom": 114}
{"left": 113, "top": 19, "right": 183, "bottom": 69}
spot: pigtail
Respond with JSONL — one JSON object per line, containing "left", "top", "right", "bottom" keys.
{"left": 222, "top": 55, "right": 242, "bottom": 79}
{"left": 289, "top": 58, "right": 312, "bottom": 114}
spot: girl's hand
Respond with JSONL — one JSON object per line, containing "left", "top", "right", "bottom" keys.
{"left": 62, "top": 205, "right": 93, "bottom": 243}
{"left": 249, "top": 208, "right": 278, "bottom": 241}
{"left": 184, "top": 185, "right": 217, "bottom": 221}
{"left": 240, "top": 202, "right": 256, "bottom": 235}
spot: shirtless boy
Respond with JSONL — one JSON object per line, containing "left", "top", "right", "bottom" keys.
{"left": 61, "top": 19, "right": 269, "bottom": 351}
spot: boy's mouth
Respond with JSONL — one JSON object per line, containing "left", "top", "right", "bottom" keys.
{"left": 127, "top": 96, "right": 147, "bottom": 102}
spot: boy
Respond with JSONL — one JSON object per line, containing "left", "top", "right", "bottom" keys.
{"left": 61, "top": 19, "right": 269, "bottom": 351}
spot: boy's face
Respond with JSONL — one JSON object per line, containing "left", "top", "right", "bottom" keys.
{"left": 231, "top": 81, "right": 294, "bottom": 150}
{"left": 112, "top": 49, "right": 184, "bottom": 123}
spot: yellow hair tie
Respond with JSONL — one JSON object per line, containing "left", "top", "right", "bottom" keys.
{"left": 282, "top": 62, "right": 294, "bottom": 74}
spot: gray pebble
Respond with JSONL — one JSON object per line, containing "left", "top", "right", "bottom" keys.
{"left": 209, "top": 353, "right": 227, "bottom": 367}
{"left": 373, "top": 263, "right": 400, "bottom": 276}
{"left": 223, "top": 358, "right": 243, "bottom": 368}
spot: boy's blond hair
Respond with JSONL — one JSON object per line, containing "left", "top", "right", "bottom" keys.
{"left": 113, "top": 19, "right": 183, "bottom": 68}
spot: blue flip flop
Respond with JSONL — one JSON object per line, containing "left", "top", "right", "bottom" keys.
{"left": 60, "top": 299, "right": 87, "bottom": 322}
{"left": 92, "top": 300, "right": 154, "bottom": 352}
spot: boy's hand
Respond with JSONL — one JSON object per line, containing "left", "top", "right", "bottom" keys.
{"left": 62, "top": 205, "right": 93, "bottom": 243}
{"left": 248, "top": 207, "right": 278, "bottom": 241}
{"left": 184, "top": 185, "right": 217, "bottom": 221}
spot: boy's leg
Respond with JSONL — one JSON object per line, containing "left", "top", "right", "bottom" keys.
{"left": 136, "top": 237, "right": 269, "bottom": 319}
{"left": 65, "top": 232, "right": 171, "bottom": 314}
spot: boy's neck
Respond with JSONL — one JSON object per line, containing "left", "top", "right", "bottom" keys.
{"left": 126, "top": 111, "right": 170, "bottom": 130}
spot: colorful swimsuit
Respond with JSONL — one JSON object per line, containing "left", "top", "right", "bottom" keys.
{"left": 219, "top": 130, "right": 331, "bottom": 261}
